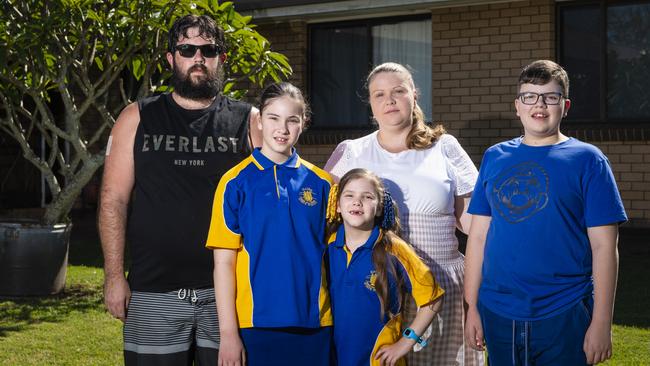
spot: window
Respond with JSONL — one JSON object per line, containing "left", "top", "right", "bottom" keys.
{"left": 559, "top": 1, "right": 650, "bottom": 122}
{"left": 309, "top": 16, "right": 431, "bottom": 129}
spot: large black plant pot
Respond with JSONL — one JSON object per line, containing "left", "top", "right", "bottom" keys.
{"left": 0, "top": 221, "right": 72, "bottom": 297}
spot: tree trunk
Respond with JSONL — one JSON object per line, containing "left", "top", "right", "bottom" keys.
{"left": 42, "top": 154, "right": 105, "bottom": 225}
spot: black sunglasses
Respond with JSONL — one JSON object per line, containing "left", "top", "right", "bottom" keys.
{"left": 174, "top": 44, "right": 222, "bottom": 58}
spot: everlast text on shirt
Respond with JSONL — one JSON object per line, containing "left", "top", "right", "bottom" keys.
{"left": 142, "top": 134, "right": 240, "bottom": 154}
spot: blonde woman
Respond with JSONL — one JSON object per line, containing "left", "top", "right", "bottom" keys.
{"left": 325, "top": 62, "right": 484, "bottom": 365}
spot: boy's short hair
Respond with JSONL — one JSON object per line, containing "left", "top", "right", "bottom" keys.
{"left": 518, "top": 60, "right": 570, "bottom": 98}
{"left": 168, "top": 15, "right": 226, "bottom": 53}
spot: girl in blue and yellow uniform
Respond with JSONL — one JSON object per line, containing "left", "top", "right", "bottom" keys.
{"left": 206, "top": 82, "right": 333, "bottom": 366}
{"left": 326, "top": 168, "right": 445, "bottom": 366}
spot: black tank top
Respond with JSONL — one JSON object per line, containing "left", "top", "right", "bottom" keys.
{"left": 127, "top": 93, "right": 251, "bottom": 291}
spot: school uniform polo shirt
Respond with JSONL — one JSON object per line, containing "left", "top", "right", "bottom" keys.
{"left": 327, "top": 226, "right": 444, "bottom": 366}
{"left": 206, "top": 148, "right": 333, "bottom": 328}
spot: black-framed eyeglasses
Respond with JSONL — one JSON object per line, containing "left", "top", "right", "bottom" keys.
{"left": 517, "top": 92, "right": 563, "bottom": 105}
{"left": 174, "top": 44, "right": 222, "bottom": 58}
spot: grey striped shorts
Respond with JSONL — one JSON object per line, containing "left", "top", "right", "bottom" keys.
{"left": 124, "top": 288, "right": 219, "bottom": 356}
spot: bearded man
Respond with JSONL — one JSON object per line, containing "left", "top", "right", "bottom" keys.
{"left": 99, "top": 14, "right": 261, "bottom": 366}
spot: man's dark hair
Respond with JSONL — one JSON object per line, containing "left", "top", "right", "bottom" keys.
{"left": 168, "top": 15, "right": 226, "bottom": 52}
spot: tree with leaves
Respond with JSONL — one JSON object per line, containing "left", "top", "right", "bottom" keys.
{"left": 0, "top": 0, "right": 291, "bottom": 224}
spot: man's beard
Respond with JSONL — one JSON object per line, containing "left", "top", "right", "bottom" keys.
{"left": 170, "top": 61, "right": 224, "bottom": 101}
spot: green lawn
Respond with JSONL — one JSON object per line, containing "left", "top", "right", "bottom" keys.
{"left": 0, "top": 217, "right": 648, "bottom": 365}
{"left": 0, "top": 214, "right": 122, "bottom": 365}
{"left": 0, "top": 266, "right": 122, "bottom": 365}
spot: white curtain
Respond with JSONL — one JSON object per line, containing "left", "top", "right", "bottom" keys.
{"left": 372, "top": 20, "right": 432, "bottom": 121}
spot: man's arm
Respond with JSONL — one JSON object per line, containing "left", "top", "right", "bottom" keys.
{"left": 248, "top": 106, "right": 262, "bottom": 148}
{"left": 98, "top": 102, "right": 139, "bottom": 321}
{"left": 584, "top": 224, "right": 619, "bottom": 365}
{"left": 464, "top": 214, "right": 491, "bottom": 351}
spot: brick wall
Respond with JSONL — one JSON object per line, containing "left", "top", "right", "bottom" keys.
{"left": 257, "top": 0, "right": 650, "bottom": 226}
{"left": 430, "top": 0, "right": 555, "bottom": 160}
{"left": 297, "top": 144, "right": 335, "bottom": 168}
{"left": 595, "top": 141, "right": 650, "bottom": 227}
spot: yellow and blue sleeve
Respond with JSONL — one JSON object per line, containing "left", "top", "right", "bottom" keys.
{"left": 391, "top": 239, "right": 445, "bottom": 307}
{"left": 319, "top": 253, "right": 333, "bottom": 326}
{"left": 370, "top": 315, "right": 406, "bottom": 366}
{"left": 206, "top": 163, "right": 247, "bottom": 249}
{"left": 300, "top": 158, "right": 334, "bottom": 186}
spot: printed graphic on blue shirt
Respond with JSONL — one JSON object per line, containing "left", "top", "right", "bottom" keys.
{"left": 469, "top": 137, "right": 627, "bottom": 320}
{"left": 490, "top": 161, "right": 549, "bottom": 223}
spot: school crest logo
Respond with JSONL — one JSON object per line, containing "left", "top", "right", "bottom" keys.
{"left": 364, "top": 271, "right": 377, "bottom": 292}
{"left": 298, "top": 187, "right": 317, "bottom": 206}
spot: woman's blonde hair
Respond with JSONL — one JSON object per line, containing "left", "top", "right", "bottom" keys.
{"left": 367, "top": 62, "right": 445, "bottom": 150}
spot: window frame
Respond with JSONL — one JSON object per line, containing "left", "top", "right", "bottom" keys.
{"left": 557, "top": 0, "right": 650, "bottom": 126}
{"left": 306, "top": 13, "right": 432, "bottom": 131}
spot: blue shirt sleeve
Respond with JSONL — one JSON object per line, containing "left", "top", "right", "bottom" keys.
{"left": 583, "top": 156, "right": 627, "bottom": 227}
{"left": 468, "top": 150, "right": 492, "bottom": 216}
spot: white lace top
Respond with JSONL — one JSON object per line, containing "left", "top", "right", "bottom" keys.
{"left": 325, "top": 132, "right": 485, "bottom": 366}
{"left": 325, "top": 132, "right": 478, "bottom": 216}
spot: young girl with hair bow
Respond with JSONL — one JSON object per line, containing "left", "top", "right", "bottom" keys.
{"left": 325, "top": 168, "right": 445, "bottom": 366}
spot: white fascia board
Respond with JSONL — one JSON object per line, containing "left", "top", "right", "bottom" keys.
{"left": 242, "top": 0, "right": 511, "bottom": 23}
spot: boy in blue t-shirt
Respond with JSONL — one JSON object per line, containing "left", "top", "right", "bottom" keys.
{"left": 464, "top": 60, "right": 627, "bottom": 365}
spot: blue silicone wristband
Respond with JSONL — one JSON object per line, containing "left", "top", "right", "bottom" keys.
{"left": 402, "top": 327, "right": 427, "bottom": 347}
